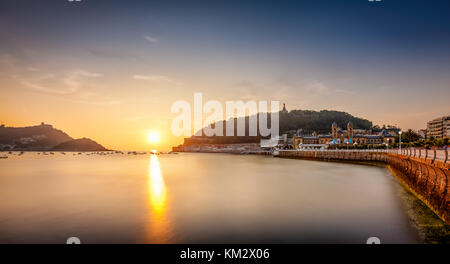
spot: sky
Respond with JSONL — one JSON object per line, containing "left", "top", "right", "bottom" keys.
{"left": 0, "top": 0, "right": 449, "bottom": 150}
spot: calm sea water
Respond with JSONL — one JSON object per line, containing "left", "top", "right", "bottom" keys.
{"left": 0, "top": 152, "right": 420, "bottom": 244}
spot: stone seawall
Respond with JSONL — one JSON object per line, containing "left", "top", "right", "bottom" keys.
{"left": 278, "top": 150, "right": 450, "bottom": 224}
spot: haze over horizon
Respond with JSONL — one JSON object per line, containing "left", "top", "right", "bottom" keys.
{"left": 1, "top": 0, "right": 449, "bottom": 150}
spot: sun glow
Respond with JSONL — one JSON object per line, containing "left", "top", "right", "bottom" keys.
{"left": 147, "top": 131, "right": 160, "bottom": 143}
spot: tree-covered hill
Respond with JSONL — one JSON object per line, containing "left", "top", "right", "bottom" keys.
{"left": 186, "top": 109, "right": 373, "bottom": 144}
{"left": 279, "top": 110, "right": 372, "bottom": 134}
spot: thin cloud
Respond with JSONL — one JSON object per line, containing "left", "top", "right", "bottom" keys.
{"left": 69, "top": 99, "right": 122, "bottom": 106}
{"left": 16, "top": 69, "right": 102, "bottom": 95}
{"left": 26, "top": 67, "right": 39, "bottom": 72}
{"left": 87, "top": 47, "right": 136, "bottom": 60}
{"left": 143, "top": 35, "right": 159, "bottom": 44}
{"left": 63, "top": 70, "right": 102, "bottom": 92}
{"left": 133, "top": 74, "right": 183, "bottom": 85}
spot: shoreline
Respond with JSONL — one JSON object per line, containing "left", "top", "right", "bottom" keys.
{"left": 391, "top": 168, "right": 450, "bottom": 244}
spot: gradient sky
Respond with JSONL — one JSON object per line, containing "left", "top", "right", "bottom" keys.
{"left": 1, "top": 0, "right": 449, "bottom": 150}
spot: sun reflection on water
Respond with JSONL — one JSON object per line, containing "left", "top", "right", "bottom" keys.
{"left": 147, "top": 154, "right": 171, "bottom": 243}
{"left": 149, "top": 155, "right": 166, "bottom": 212}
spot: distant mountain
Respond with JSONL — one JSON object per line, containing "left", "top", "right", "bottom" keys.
{"left": 52, "top": 138, "right": 108, "bottom": 151}
{"left": 185, "top": 109, "right": 373, "bottom": 145}
{"left": 0, "top": 123, "right": 108, "bottom": 151}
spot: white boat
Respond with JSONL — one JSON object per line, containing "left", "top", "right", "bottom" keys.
{"left": 272, "top": 148, "right": 280, "bottom": 157}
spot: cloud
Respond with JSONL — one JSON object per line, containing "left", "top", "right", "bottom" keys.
{"left": 69, "top": 99, "right": 122, "bottom": 106}
{"left": 133, "top": 74, "right": 183, "bottom": 85}
{"left": 16, "top": 69, "right": 102, "bottom": 95}
{"left": 143, "top": 35, "right": 159, "bottom": 44}
{"left": 3, "top": 53, "right": 122, "bottom": 105}
{"left": 304, "top": 82, "right": 328, "bottom": 94}
{"left": 26, "top": 67, "right": 39, "bottom": 72}
{"left": 87, "top": 47, "right": 138, "bottom": 60}
{"left": 63, "top": 70, "right": 102, "bottom": 92}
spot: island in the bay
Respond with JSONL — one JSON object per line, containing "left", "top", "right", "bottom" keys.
{"left": 0, "top": 122, "right": 108, "bottom": 151}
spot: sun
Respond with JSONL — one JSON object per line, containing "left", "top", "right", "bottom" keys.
{"left": 147, "top": 131, "right": 160, "bottom": 144}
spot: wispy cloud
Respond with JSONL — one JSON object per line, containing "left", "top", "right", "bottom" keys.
{"left": 304, "top": 82, "right": 355, "bottom": 96}
{"left": 87, "top": 47, "right": 137, "bottom": 60}
{"left": 143, "top": 35, "right": 159, "bottom": 44}
{"left": 133, "top": 74, "right": 183, "bottom": 85}
{"left": 16, "top": 69, "right": 102, "bottom": 95}
{"left": 63, "top": 70, "right": 102, "bottom": 92}
{"left": 69, "top": 99, "right": 122, "bottom": 106}
{"left": 26, "top": 67, "right": 39, "bottom": 72}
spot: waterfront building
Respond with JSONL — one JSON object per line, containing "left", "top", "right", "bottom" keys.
{"left": 293, "top": 122, "right": 395, "bottom": 149}
{"left": 427, "top": 115, "right": 450, "bottom": 139}
{"left": 418, "top": 129, "right": 427, "bottom": 139}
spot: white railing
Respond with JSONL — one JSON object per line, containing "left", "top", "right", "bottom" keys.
{"left": 281, "top": 148, "right": 448, "bottom": 163}
{"left": 389, "top": 148, "right": 447, "bottom": 162}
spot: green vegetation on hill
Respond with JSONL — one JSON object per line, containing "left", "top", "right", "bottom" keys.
{"left": 187, "top": 109, "right": 373, "bottom": 144}
{"left": 279, "top": 110, "right": 372, "bottom": 134}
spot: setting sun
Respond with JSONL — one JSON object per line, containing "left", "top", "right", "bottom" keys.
{"left": 148, "top": 132, "right": 160, "bottom": 144}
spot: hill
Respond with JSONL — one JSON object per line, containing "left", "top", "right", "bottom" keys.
{"left": 52, "top": 138, "right": 108, "bottom": 151}
{"left": 0, "top": 123, "right": 108, "bottom": 151}
{"left": 0, "top": 123, "right": 72, "bottom": 150}
{"left": 279, "top": 110, "right": 372, "bottom": 134}
{"left": 186, "top": 109, "right": 373, "bottom": 145}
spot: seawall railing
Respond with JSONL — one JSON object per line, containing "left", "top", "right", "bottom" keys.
{"left": 282, "top": 148, "right": 448, "bottom": 164}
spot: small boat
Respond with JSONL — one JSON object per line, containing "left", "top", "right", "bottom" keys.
{"left": 0, "top": 156, "right": 8, "bottom": 159}
{"left": 272, "top": 148, "right": 280, "bottom": 157}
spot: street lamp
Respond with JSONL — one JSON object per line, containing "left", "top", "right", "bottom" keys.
{"left": 399, "top": 131, "right": 403, "bottom": 154}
